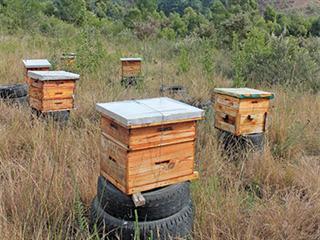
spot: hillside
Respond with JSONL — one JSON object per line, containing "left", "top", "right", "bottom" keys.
{"left": 0, "top": 0, "right": 320, "bottom": 239}
{"left": 259, "top": 0, "right": 320, "bottom": 12}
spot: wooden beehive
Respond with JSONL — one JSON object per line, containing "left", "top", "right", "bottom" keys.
{"left": 28, "top": 71, "right": 80, "bottom": 112}
{"left": 96, "top": 97, "right": 204, "bottom": 194}
{"left": 23, "top": 59, "right": 52, "bottom": 85}
{"left": 121, "top": 58, "right": 142, "bottom": 78}
{"left": 214, "top": 88, "right": 274, "bottom": 136}
{"left": 61, "top": 53, "right": 76, "bottom": 66}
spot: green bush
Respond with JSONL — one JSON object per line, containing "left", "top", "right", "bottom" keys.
{"left": 232, "top": 28, "right": 320, "bottom": 92}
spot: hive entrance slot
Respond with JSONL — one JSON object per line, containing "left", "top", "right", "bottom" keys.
{"left": 109, "top": 156, "right": 117, "bottom": 163}
{"left": 110, "top": 122, "right": 118, "bottom": 130}
{"left": 155, "top": 160, "right": 170, "bottom": 165}
{"left": 157, "top": 126, "right": 173, "bottom": 132}
{"left": 247, "top": 115, "right": 254, "bottom": 121}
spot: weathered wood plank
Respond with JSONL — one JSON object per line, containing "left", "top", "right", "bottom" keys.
{"left": 127, "top": 171, "right": 199, "bottom": 195}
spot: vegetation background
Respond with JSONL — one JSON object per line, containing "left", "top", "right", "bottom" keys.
{"left": 0, "top": 0, "right": 319, "bottom": 239}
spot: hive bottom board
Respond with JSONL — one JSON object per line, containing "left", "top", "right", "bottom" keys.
{"left": 100, "top": 136, "right": 198, "bottom": 194}
{"left": 101, "top": 170, "right": 198, "bottom": 195}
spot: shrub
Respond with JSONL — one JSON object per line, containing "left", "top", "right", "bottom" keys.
{"left": 232, "top": 28, "right": 320, "bottom": 92}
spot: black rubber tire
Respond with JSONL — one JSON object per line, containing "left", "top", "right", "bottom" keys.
{"left": 90, "top": 196, "right": 193, "bottom": 240}
{"left": 0, "top": 84, "right": 28, "bottom": 99}
{"left": 97, "top": 176, "right": 191, "bottom": 221}
{"left": 218, "top": 130, "right": 265, "bottom": 152}
{"left": 2, "top": 96, "right": 28, "bottom": 106}
{"left": 31, "top": 108, "right": 70, "bottom": 123}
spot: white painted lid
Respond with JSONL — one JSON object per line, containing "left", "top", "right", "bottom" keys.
{"left": 96, "top": 97, "right": 204, "bottom": 127}
{"left": 120, "top": 57, "right": 142, "bottom": 61}
{"left": 22, "top": 59, "right": 51, "bottom": 68}
{"left": 28, "top": 71, "right": 80, "bottom": 81}
{"left": 214, "top": 88, "right": 274, "bottom": 99}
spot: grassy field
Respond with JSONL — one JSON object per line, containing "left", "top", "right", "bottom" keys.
{"left": 0, "top": 33, "right": 319, "bottom": 240}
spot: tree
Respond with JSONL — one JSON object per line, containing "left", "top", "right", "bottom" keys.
{"left": 310, "top": 17, "right": 320, "bottom": 36}
{"left": 53, "top": 0, "right": 87, "bottom": 25}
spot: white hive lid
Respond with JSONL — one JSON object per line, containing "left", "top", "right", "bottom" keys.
{"left": 96, "top": 97, "right": 204, "bottom": 127}
{"left": 22, "top": 59, "right": 52, "bottom": 68}
{"left": 28, "top": 71, "right": 80, "bottom": 81}
{"left": 120, "top": 57, "right": 143, "bottom": 62}
{"left": 214, "top": 88, "right": 274, "bottom": 99}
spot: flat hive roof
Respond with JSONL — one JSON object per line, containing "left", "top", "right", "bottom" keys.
{"left": 28, "top": 71, "right": 80, "bottom": 81}
{"left": 214, "top": 88, "right": 274, "bottom": 99}
{"left": 96, "top": 97, "right": 204, "bottom": 127}
{"left": 22, "top": 59, "right": 51, "bottom": 68}
{"left": 120, "top": 57, "right": 143, "bottom": 61}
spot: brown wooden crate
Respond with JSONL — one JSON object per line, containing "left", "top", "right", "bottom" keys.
{"left": 100, "top": 133, "right": 197, "bottom": 194}
{"left": 101, "top": 116, "right": 196, "bottom": 150}
{"left": 30, "top": 85, "right": 74, "bottom": 100}
{"left": 122, "top": 61, "right": 142, "bottom": 77}
{"left": 127, "top": 141, "right": 195, "bottom": 187}
{"left": 30, "top": 97, "right": 74, "bottom": 111}
{"left": 214, "top": 93, "right": 271, "bottom": 135}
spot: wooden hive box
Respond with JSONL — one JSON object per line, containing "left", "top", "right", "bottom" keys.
{"left": 28, "top": 71, "right": 80, "bottom": 112}
{"left": 61, "top": 53, "right": 77, "bottom": 66}
{"left": 96, "top": 97, "right": 204, "bottom": 194}
{"left": 214, "top": 88, "right": 274, "bottom": 136}
{"left": 23, "top": 59, "right": 52, "bottom": 85}
{"left": 121, "top": 57, "right": 142, "bottom": 78}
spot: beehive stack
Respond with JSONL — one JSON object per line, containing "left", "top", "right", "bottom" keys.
{"left": 61, "top": 53, "right": 76, "bottom": 68}
{"left": 120, "top": 57, "right": 142, "bottom": 87}
{"left": 22, "top": 59, "right": 51, "bottom": 85}
{"left": 28, "top": 71, "right": 80, "bottom": 122}
{"left": 213, "top": 88, "right": 274, "bottom": 152}
{"left": 96, "top": 97, "right": 204, "bottom": 194}
{"left": 91, "top": 97, "right": 204, "bottom": 239}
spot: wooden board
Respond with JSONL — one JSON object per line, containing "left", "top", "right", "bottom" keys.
{"left": 29, "top": 85, "right": 74, "bottom": 100}
{"left": 30, "top": 80, "right": 75, "bottom": 89}
{"left": 29, "top": 97, "right": 74, "bottom": 112}
{"left": 101, "top": 116, "right": 196, "bottom": 150}
{"left": 100, "top": 133, "right": 197, "bottom": 194}
{"left": 214, "top": 88, "right": 274, "bottom": 99}
{"left": 127, "top": 141, "right": 195, "bottom": 187}
{"left": 101, "top": 136, "right": 127, "bottom": 186}
{"left": 101, "top": 169, "right": 198, "bottom": 195}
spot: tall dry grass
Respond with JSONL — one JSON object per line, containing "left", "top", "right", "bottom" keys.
{"left": 0, "top": 33, "right": 319, "bottom": 240}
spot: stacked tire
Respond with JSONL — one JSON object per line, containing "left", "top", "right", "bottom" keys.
{"left": 0, "top": 83, "right": 28, "bottom": 106}
{"left": 90, "top": 176, "right": 194, "bottom": 240}
{"left": 217, "top": 130, "right": 265, "bottom": 158}
{"left": 31, "top": 108, "right": 70, "bottom": 124}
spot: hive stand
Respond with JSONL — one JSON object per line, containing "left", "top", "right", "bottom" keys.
{"left": 120, "top": 57, "right": 143, "bottom": 87}
{"left": 23, "top": 59, "right": 52, "bottom": 85}
{"left": 213, "top": 88, "right": 274, "bottom": 136}
{"left": 96, "top": 97, "right": 204, "bottom": 195}
{"left": 27, "top": 71, "right": 79, "bottom": 116}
